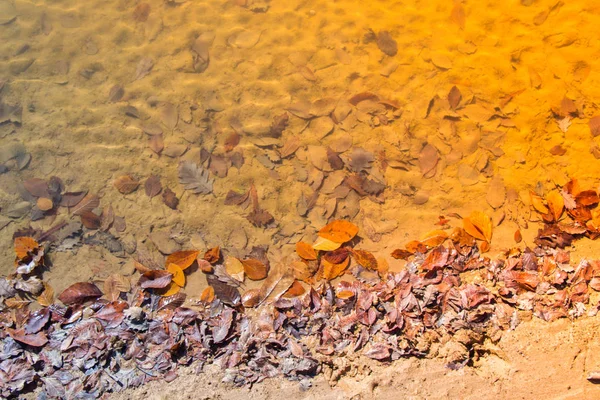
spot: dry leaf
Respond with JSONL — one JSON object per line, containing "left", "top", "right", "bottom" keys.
{"left": 200, "top": 286, "right": 215, "bottom": 303}
{"left": 58, "top": 282, "right": 103, "bottom": 305}
{"left": 514, "top": 229, "right": 523, "bottom": 243}
{"left": 80, "top": 211, "right": 101, "bottom": 229}
{"left": 313, "top": 236, "right": 342, "bottom": 251}
{"left": 241, "top": 258, "right": 268, "bottom": 280}
{"left": 156, "top": 282, "right": 181, "bottom": 297}
{"left": 166, "top": 263, "right": 185, "bottom": 287}
{"left": 296, "top": 241, "right": 317, "bottom": 260}
{"left": 103, "top": 274, "right": 130, "bottom": 301}
{"left": 318, "top": 220, "right": 359, "bottom": 243}
{"left": 463, "top": 211, "right": 493, "bottom": 242}
{"left": 241, "top": 288, "right": 261, "bottom": 307}
{"left": 547, "top": 190, "right": 564, "bottom": 221}
{"left": 204, "top": 246, "right": 221, "bottom": 264}
{"left": 282, "top": 280, "right": 305, "bottom": 298}
{"left": 420, "top": 229, "right": 449, "bottom": 248}
{"left": 139, "top": 270, "right": 173, "bottom": 289}
{"left": 352, "top": 249, "right": 378, "bottom": 270}
{"left": 448, "top": 86, "right": 461, "bottom": 110}
{"left": 166, "top": 250, "right": 199, "bottom": 270}
{"left": 291, "top": 260, "right": 318, "bottom": 283}
{"left": 178, "top": 161, "right": 214, "bottom": 194}
{"left": 71, "top": 193, "right": 100, "bottom": 216}
{"left": 37, "top": 283, "right": 54, "bottom": 307}
{"left": 321, "top": 257, "right": 350, "bottom": 280}
{"left": 162, "top": 188, "right": 179, "bottom": 209}
{"left": 224, "top": 256, "right": 244, "bottom": 282}
{"left": 14, "top": 236, "right": 39, "bottom": 260}
{"left": 114, "top": 175, "right": 139, "bottom": 194}
{"left": 145, "top": 175, "right": 162, "bottom": 198}
{"left": 419, "top": 143, "right": 439, "bottom": 178}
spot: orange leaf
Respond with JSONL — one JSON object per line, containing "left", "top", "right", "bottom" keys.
{"left": 14, "top": 237, "right": 39, "bottom": 260}
{"left": 318, "top": 220, "right": 359, "bottom": 244}
{"left": 420, "top": 229, "right": 449, "bottom": 248}
{"left": 463, "top": 211, "right": 493, "bottom": 242}
{"left": 479, "top": 240, "right": 490, "bottom": 253}
{"left": 405, "top": 240, "right": 427, "bottom": 254}
{"left": 166, "top": 263, "right": 185, "bottom": 287}
{"left": 282, "top": 280, "right": 306, "bottom": 298}
{"left": 166, "top": 250, "right": 199, "bottom": 271}
{"left": 352, "top": 249, "right": 378, "bottom": 270}
{"left": 322, "top": 257, "right": 350, "bottom": 280}
{"left": 296, "top": 241, "right": 317, "bottom": 260}
{"left": 546, "top": 190, "right": 564, "bottom": 221}
{"left": 391, "top": 249, "right": 413, "bottom": 260}
{"left": 514, "top": 229, "right": 523, "bottom": 243}
{"left": 291, "top": 260, "right": 317, "bottom": 283}
{"left": 204, "top": 246, "right": 221, "bottom": 264}
{"left": 241, "top": 258, "right": 268, "bottom": 280}
{"left": 224, "top": 256, "right": 244, "bottom": 282}
{"left": 200, "top": 286, "right": 214, "bottom": 303}
{"left": 37, "top": 283, "right": 54, "bottom": 307}
{"left": 336, "top": 290, "right": 355, "bottom": 299}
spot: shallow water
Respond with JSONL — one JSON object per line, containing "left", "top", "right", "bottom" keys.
{"left": 2, "top": 0, "right": 600, "bottom": 296}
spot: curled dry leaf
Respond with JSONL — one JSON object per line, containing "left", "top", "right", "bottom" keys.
{"left": 114, "top": 175, "right": 139, "bottom": 194}
{"left": 58, "top": 282, "right": 103, "bottom": 305}
{"left": 138, "top": 270, "right": 173, "bottom": 289}
{"left": 241, "top": 258, "right": 268, "bottom": 280}
{"left": 318, "top": 220, "right": 359, "bottom": 243}
{"left": 463, "top": 211, "right": 493, "bottom": 242}
{"left": 166, "top": 250, "right": 199, "bottom": 270}
{"left": 296, "top": 241, "right": 317, "bottom": 260}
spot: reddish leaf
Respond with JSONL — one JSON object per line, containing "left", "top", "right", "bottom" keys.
{"left": 7, "top": 328, "right": 48, "bottom": 347}
{"left": 145, "top": 175, "right": 162, "bottom": 198}
{"left": 58, "top": 282, "right": 103, "bottom": 305}
{"left": 138, "top": 270, "right": 173, "bottom": 289}
{"left": 241, "top": 258, "right": 268, "bottom": 280}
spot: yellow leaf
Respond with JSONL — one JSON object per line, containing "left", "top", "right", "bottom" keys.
{"left": 529, "top": 191, "right": 549, "bottom": 214}
{"left": 166, "top": 250, "right": 199, "bottom": 270}
{"left": 463, "top": 211, "right": 493, "bottom": 242}
{"left": 166, "top": 263, "right": 185, "bottom": 287}
{"left": 224, "top": 256, "right": 244, "bottom": 282}
{"left": 313, "top": 236, "right": 341, "bottom": 251}
{"left": 546, "top": 190, "right": 564, "bottom": 221}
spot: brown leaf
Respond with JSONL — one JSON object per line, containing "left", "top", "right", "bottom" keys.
{"left": 23, "top": 178, "right": 50, "bottom": 198}
{"left": 296, "top": 241, "right": 317, "bottom": 260}
{"left": 321, "top": 257, "right": 350, "bottom": 280}
{"left": 241, "top": 288, "right": 261, "bottom": 307}
{"left": 7, "top": 328, "right": 48, "bottom": 347}
{"left": 145, "top": 175, "right": 162, "bottom": 198}
{"left": 204, "top": 246, "right": 221, "bottom": 264}
{"left": 318, "top": 220, "right": 359, "bottom": 243}
{"left": 326, "top": 147, "right": 344, "bottom": 170}
{"left": 224, "top": 132, "right": 241, "bottom": 152}
{"left": 247, "top": 208, "right": 274, "bottom": 227}
{"left": 376, "top": 31, "right": 398, "bottom": 56}
{"left": 71, "top": 193, "right": 100, "bottom": 216}
{"left": 241, "top": 258, "right": 268, "bottom": 280}
{"left": 224, "top": 190, "right": 249, "bottom": 206}
{"left": 114, "top": 175, "right": 139, "bottom": 194}
{"left": 291, "top": 260, "right": 318, "bottom": 283}
{"left": 207, "top": 274, "right": 241, "bottom": 306}
{"left": 58, "top": 282, "right": 103, "bottom": 305}
{"left": 448, "top": 86, "right": 462, "bottom": 110}
{"left": 391, "top": 248, "right": 413, "bottom": 260}
{"left": 149, "top": 134, "right": 164, "bottom": 155}
{"left": 576, "top": 190, "right": 599, "bottom": 206}
{"left": 589, "top": 116, "right": 600, "bottom": 137}
{"left": 352, "top": 249, "right": 378, "bottom": 270}
{"left": 59, "top": 191, "right": 88, "bottom": 208}
{"left": 269, "top": 112, "right": 289, "bottom": 137}
{"left": 80, "top": 211, "right": 101, "bottom": 229}
{"left": 166, "top": 250, "right": 199, "bottom": 270}
{"left": 138, "top": 270, "right": 173, "bottom": 289}
{"left": 100, "top": 205, "right": 115, "bottom": 231}
{"left": 419, "top": 143, "right": 439, "bottom": 178}
{"left": 103, "top": 274, "right": 130, "bottom": 301}
{"left": 514, "top": 229, "right": 523, "bottom": 243}
{"left": 162, "top": 187, "right": 179, "bottom": 209}
{"left": 282, "top": 280, "right": 305, "bottom": 298}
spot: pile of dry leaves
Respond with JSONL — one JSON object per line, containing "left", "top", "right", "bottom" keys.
{"left": 2, "top": 180, "right": 600, "bottom": 398}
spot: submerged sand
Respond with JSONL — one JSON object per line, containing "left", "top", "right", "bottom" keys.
{"left": 3, "top": 0, "right": 600, "bottom": 398}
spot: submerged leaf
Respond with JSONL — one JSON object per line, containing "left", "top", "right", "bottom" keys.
{"left": 58, "top": 282, "right": 103, "bottom": 305}
{"left": 178, "top": 161, "right": 214, "bottom": 194}
{"left": 318, "top": 220, "right": 359, "bottom": 243}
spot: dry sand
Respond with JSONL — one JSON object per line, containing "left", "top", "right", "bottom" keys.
{"left": 3, "top": 0, "right": 600, "bottom": 398}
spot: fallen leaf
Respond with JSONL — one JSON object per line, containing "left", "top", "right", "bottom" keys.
{"left": 352, "top": 249, "right": 378, "bottom": 270}
{"left": 178, "top": 161, "right": 214, "bottom": 194}
{"left": 463, "top": 211, "right": 493, "bottom": 242}
{"left": 530, "top": 191, "right": 549, "bottom": 214}
{"left": 37, "top": 283, "right": 54, "bottom": 307}
{"left": 166, "top": 263, "right": 185, "bottom": 287}
{"left": 200, "top": 286, "right": 214, "bottom": 303}
{"left": 14, "top": 236, "right": 39, "bottom": 260}
{"left": 514, "top": 229, "right": 523, "bottom": 243}
{"left": 421, "top": 229, "right": 449, "bottom": 247}
{"left": 318, "top": 220, "right": 359, "bottom": 243}
{"left": 7, "top": 328, "right": 48, "bottom": 347}
{"left": 156, "top": 282, "right": 181, "bottom": 297}
{"left": 241, "top": 258, "right": 268, "bottom": 280}
{"left": 224, "top": 256, "right": 244, "bottom": 282}
{"left": 166, "top": 250, "right": 199, "bottom": 270}
{"left": 282, "top": 280, "right": 305, "bottom": 298}
{"left": 103, "top": 274, "right": 130, "bottom": 301}
{"left": 419, "top": 143, "right": 439, "bottom": 178}
{"left": 204, "top": 246, "right": 221, "bottom": 264}
{"left": 114, "top": 175, "right": 139, "bottom": 194}
{"left": 376, "top": 31, "right": 398, "bottom": 56}
{"left": 207, "top": 274, "right": 241, "bottom": 306}
{"left": 58, "top": 282, "right": 103, "bottom": 305}
{"left": 80, "top": 211, "right": 101, "bottom": 229}
{"left": 547, "top": 190, "right": 564, "bottom": 221}
{"left": 162, "top": 187, "right": 179, "bottom": 209}
{"left": 242, "top": 288, "right": 261, "bottom": 307}
{"left": 296, "top": 241, "right": 317, "bottom": 260}
{"left": 448, "top": 86, "right": 461, "bottom": 110}
{"left": 589, "top": 116, "right": 600, "bottom": 137}
{"left": 145, "top": 175, "right": 162, "bottom": 198}
{"left": 138, "top": 270, "right": 173, "bottom": 289}
{"left": 321, "top": 256, "right": 350, "bottom": 280}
